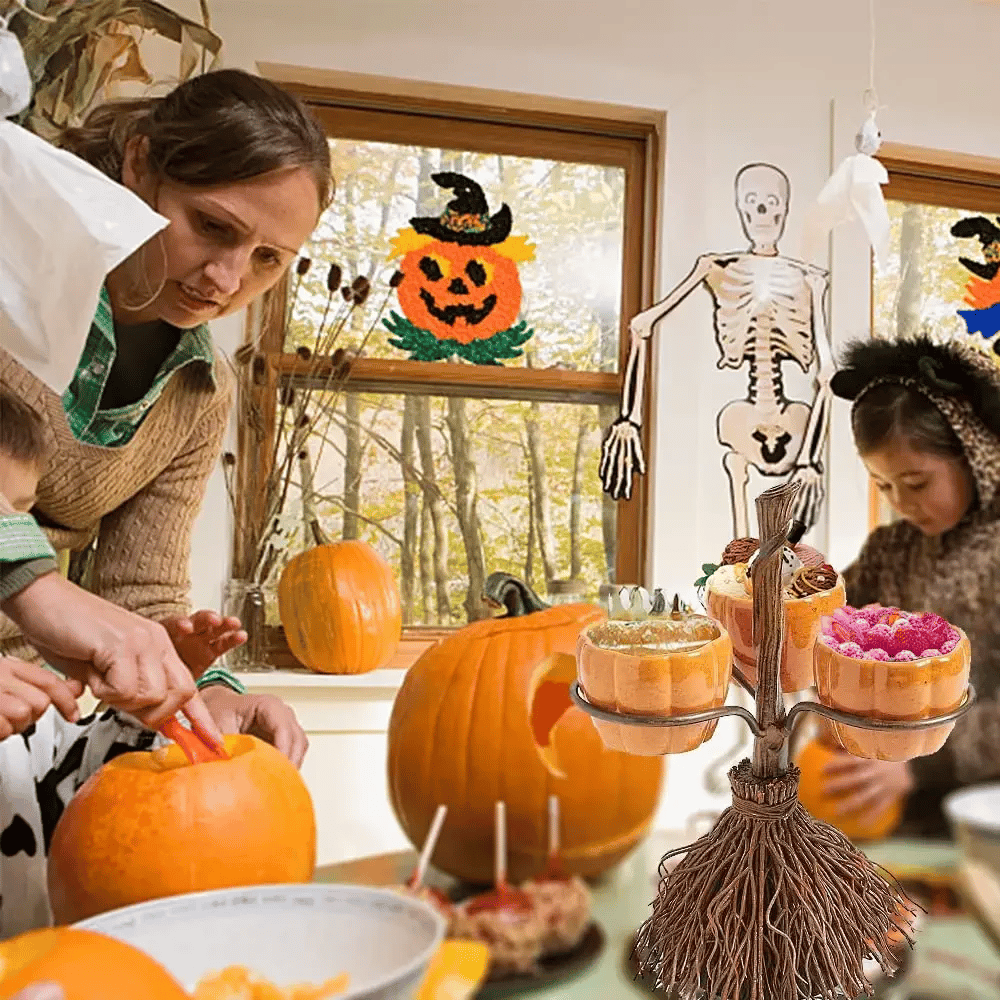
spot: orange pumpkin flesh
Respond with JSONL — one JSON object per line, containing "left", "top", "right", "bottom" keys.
{"left": 397, "top": 244, "right": 522, "bottom": 343}
{"left": 0, "top": 927, "right": 188, "bottom": 999}
{"left": 387, "top": 576, "right": 662, "bottom": 885}
{"left": 47, "top": 735, "right": 316, "bottom": 924}
{"left": 278, "top": 540, "right": 402, "bottom": 674}
{"left": 796, "top": 737, "right": 902, "bottom": 842}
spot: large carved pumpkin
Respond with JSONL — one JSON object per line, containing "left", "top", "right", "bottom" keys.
{"left": 47, "top": 735, "right": 316, "bottom": 924}
{"left": 397, "top": 243, "right": 522, "bottom": 344}
{"left": 0, "top": 928, "right": 188, "bottom": 999}
{"left": 387, "top": 573, "right": 663, "bottom": 885}
{"left": 278, "top": 539, "right": 402, "bottom": 674}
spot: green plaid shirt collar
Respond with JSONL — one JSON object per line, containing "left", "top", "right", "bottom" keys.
{"left": 62, "top": 286, "right": 216, "bottom": 447}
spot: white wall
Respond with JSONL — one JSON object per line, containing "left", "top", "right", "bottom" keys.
{"left": 167, "top": 0, "right": 1000, "bottom": 835}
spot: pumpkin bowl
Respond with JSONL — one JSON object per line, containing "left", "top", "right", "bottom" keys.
{"left": 76, "top": 884, "right": 446, "bottom": 1000}
{"left": 576, "top": 615, "right": 733, "bottom": 756}
{"left": 813, "top": 630, "right": 972, "bottom": 761}
{"left": 706, "top": 574, "right": 846, "bottom": 693}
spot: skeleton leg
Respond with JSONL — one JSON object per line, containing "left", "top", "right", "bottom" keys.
{"left": 723, "top": 450, "right": 751, "bottom": 538}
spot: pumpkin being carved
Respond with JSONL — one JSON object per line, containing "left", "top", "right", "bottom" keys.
{"left": 278, "top": 539, "right": 402, "bottom": 674}
{"left": 0, "top": 928, "right": 188, "bottom": 1000}
{"left": 47, "top": 735, "right": 316, "bottom": 924}
{"left": 387, "top": 573, "right": 663, "bottom": 886}
{"left": 397, "top": 242, "right": 522, "bottom": 344}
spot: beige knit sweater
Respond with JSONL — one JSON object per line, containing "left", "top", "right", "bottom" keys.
{"left": 0, "top": 348, "right": 234, "bottom": 660}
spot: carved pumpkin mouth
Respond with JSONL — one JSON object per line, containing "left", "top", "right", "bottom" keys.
{"left": 419, "top": 288, "right": 498, "bottom": 327}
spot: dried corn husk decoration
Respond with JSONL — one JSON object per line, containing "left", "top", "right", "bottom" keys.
{"left": 634, "top": 480, "right": 916, "bottom": 1000}
{"left": 5, "top": 0, "right": 222, "bottom": 140}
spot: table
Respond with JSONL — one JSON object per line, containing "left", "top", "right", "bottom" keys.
{"left": 315, "top": 832, "right": 1000, "bottom": 1000}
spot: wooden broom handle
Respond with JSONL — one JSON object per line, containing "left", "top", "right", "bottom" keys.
{"left": 751, "top": 480, "right": 801, "bottom": 778}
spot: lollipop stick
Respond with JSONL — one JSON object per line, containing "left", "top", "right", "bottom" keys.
{"left": 548, "top": 795, "right": 560, "bottom": 859}
{"left": 411, "top": 804, "right": 447, "bottom": 889}
{"left": 495, "top": 801, "right": 507, "bottom": 888}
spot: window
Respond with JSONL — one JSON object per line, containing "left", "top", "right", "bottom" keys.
{"left": 869, "top": 146, "right": 1000, "bottom": 530}
{"left": 232, "top": 78, "right": 660, "bottom": 666}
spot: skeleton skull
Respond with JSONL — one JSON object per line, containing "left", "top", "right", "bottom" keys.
{"left": 735, "top": 163, "right": 790, "bottom": 252}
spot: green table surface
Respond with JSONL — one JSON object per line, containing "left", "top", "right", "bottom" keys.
{"left": 315, "top": 831, "right": 1000, "bottom": 1000}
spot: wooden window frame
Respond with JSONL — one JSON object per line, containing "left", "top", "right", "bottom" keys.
{"left": 868, "top": 143, "right": 1000, "bottom": 531}
{"left": 231, "top": 69, "right": 663, "bottom": 668}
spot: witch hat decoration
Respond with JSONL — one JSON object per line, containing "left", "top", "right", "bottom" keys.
{"left": 410, "top": 172, "right": 513, "bottom": 247}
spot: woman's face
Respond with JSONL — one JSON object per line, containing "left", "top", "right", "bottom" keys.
{"left": 862, "top": 437, "right": 975, "bottom": 536}
{"left": 114, "top": 141, "right": 321, "bottom": 328}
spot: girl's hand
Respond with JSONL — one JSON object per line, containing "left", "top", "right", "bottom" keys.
{"left": 11, "top": 985, "right": 64, "bottom": 1000}
{"left": 0, "top": 656, "right": 83, "bottom": 740}
{"left": 200, "top": 686, "right": 308, "bottom": 768}
{"left": 161, "top": 610, "right": 247, "bottom": 678}
{"left": 822, "top": 751, "right": 914, "bottom": 816}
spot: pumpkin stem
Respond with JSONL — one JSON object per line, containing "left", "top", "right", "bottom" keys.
{"left": 482, "top": 572, "right": 550, "bottom": 617}
{"left": 309, "top": 518, "right": 331, "bottom": 547}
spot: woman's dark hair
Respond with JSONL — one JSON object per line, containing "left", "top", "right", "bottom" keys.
{"left": 0, "top": 389, "right": 48, "bottom": 465}
{"left": 851, "top": 382, "right": 964, "bottom": 459}
{"left": 59, "top": 69, "right": 333, "bottom": 210}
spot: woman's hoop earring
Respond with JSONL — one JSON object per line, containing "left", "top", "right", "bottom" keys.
{"left": 120, "top": 231, "right": 168, "bottom": 314}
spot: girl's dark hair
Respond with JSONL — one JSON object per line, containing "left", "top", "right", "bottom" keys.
{"left": 59, "top": 69, "right": 333, "bottom": 210}
{"left": 0, "top": 389, "right": 48, "bottom": 465}
{"left": 851, "top": 382, "right": 964, "bottom": 459}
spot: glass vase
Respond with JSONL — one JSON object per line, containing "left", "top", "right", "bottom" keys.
{"left": 222, "top": 579, "right": 275, "bottom": 673}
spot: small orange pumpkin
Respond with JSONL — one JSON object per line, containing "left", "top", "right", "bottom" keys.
{"left": 47, "top": 735, "right": 316, "bottom": 924}
{"left": 397, "top": 243, "right": 522, "bottom": 344}
{"left": 796, "top": 735, "right": 903, "bottom": 841}
{"left": 387, "top": 573, "right": 663, "bottom": 885}
{"left": 278, "top": 540, "right": 402, "bottom": 674}
{"left": 0, "top": 927, "right": 188, "bottom": 999}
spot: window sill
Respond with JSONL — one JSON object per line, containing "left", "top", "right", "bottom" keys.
{"left": 233, "top": 667, "right": 408, "bottom": 692}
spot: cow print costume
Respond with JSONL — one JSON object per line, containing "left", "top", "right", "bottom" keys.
{"left": 0, "top": 705, "right": 162, "bottom": 939}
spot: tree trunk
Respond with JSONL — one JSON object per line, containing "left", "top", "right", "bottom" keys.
{"left": 524, "top": 397, "right": 556, "bottom": 586}
{"left": 897, "top": 205, "right": 923, "bottom": 339}
{"left": 342, "top": 391, "right": 361, "bottom": 540}
{"left": 416, "top": 397, "right": 451, "bottom": 624}
{"left": 419, "top": 497, "right": 433, "bottom": 625}
{"left": 446, "top": 394, "right": 487, "bottom": 622}
{"left": 525, "top": 464, "right": 536, "bottom": 588}
{"left": 599, "top": 402, "right": 618, "bottom": 581}
{"left": 570, "top": 411, "right": 589, "bottom": 579}
{"left": 400, "top": 395, "right": 418, "bottom": 624}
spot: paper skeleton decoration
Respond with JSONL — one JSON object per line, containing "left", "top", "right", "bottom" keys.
{"left": 952, "top": 215, "right": 1000, "bottom": 344}
{"left": 600, "top": 163, "right": 833, "bottom": 539}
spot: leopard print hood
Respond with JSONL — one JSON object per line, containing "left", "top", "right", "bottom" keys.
{"left": 832, "top": 336, "right": 1000, "bottom": 516}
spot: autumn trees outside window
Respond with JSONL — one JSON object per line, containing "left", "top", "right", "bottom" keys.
{"left": 232, "top": 81, "right": 660, "bottom": 665}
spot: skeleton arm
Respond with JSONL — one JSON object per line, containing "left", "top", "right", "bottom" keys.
{"left": 600, "top": 256, "right": 715, "bottom": 499}
{"left": 787, "top": 267, "right": 834, "bottom": 533}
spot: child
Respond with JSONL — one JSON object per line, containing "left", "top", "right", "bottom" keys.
{"left": 0, "top": 389, "right": 163, "bottom": 940}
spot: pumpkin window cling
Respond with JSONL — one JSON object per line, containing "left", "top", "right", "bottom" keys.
{"left": 384, "top": 172, "right": 537, "bottom": 365}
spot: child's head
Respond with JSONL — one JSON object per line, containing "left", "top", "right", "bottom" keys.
{"left": 852, "top": 382, "right": 974, "bottom": 536}
{"left": 0, "top": 389, "right": 47, "bottom": 513}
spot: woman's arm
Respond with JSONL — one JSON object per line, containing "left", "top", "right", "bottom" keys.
{"left": 89, "top": 372, "right": 233, "bottom": 621}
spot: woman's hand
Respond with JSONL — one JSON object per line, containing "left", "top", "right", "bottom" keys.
{"left": 822, "top": 751, "right": 914, "bottom": 816}
{"left": 0, "top": 656, "right": 84, "bottom": 740}
{"left": 200, "top": 685, "right": 308, "bottom": 768}
{"left": 161, "top": 609, "right": 247, "bottom": 679}
{"left": 2, "top": 572, "right": 222, "bottom": 743}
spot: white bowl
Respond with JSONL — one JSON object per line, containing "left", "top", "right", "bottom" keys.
{"left": 943, "top": 783, "right": 1000, "bottom": 952}
{"left": 75, "top": 883, "right": 445, "bottom": 999}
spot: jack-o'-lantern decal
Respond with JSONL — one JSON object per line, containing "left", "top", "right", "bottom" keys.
{"left": 384, "top": 172, "right": 536, "bottom": 365}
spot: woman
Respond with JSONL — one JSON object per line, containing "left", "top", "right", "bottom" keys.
{"left": 825, "top": 335, "right": 1000, "bottom": 837}
{"left": 0, "top": 68, "right": 331, "bottom": 765}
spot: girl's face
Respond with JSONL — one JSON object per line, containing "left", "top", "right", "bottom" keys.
{"left": 862, "top": 437, "right": 975, "bottom": 536}
{"left": 113, "top": 141, "right": 321, "bottom": 328}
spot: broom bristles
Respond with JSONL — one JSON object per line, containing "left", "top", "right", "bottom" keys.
{"left": 634, "top": 761, "right": 917, "bottom": 1000}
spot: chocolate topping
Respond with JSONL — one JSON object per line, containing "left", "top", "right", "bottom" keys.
{"left": 788, "top": 563, "right": 839, "bottom": 598}
{"left": 721, "top": 537, "right": 760, "bottom": 566}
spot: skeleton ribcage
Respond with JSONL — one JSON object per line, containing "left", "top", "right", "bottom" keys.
{"left": 707, "top": 257, "right": 816, "bottom": 372}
